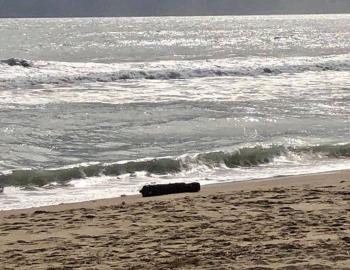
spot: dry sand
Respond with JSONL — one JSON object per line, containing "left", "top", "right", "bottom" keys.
{"left": 0, "top": 170, "right": 349, "bottom": 269}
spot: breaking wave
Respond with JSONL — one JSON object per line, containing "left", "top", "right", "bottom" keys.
{"left": 0, "top": 54, "right": 349, "bottom": 88}
{"left": 1, "top": 143, "right": 350, "bottom": 187}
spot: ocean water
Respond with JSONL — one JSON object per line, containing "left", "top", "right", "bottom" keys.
{"left": 1, "top": 14, "right": 350, "bottom": 210}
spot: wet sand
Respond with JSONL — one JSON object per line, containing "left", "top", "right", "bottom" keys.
{"left": 0, "top": 170, "right": 350, "bottom": 269}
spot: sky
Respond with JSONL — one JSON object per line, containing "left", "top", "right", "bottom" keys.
{"left": 0, "top": 0, "right": 350, "bottom": 17}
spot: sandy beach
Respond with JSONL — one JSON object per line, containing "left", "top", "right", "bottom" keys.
{"left": 0, "top": 170, "right": 349, "bottom": 270}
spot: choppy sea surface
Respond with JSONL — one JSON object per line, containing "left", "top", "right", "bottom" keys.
{"left": 1, "top": 14, "right": 350, "bottom": 210}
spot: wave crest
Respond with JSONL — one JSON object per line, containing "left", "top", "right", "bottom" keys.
{"left": 1, "top": 54, "right": 349, "bottom": 88}
{"left": 2, "top": 143, "right": 350, "bottom": 187}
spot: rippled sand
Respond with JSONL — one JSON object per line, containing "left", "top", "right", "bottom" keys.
{"left": 0, "top": 171, "right": 349, "bottom": 270}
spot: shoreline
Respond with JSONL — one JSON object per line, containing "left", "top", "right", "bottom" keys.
{"left": 1, "top": 168, "right": 349, "bottom": 215}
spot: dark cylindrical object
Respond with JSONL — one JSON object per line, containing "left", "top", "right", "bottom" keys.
{"left": 140, "top": 182, "right": 200, "bottom": 197}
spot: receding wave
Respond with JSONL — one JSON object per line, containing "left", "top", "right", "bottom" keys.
{"left": 1, "top": 143, "right": 350, "bottom": 187}
{"left": 0, "top": 54, "right": 349, "bottom": 88}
